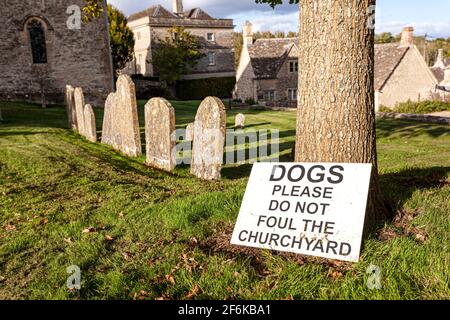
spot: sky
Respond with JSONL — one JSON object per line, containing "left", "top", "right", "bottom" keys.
{"left": 108, "top": 0, "right": 450, "bottom": 38}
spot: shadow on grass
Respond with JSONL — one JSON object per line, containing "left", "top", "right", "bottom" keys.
{"left": 380, "top": 166, "right": 449, "bottom": 211}
{"left": 377, "top": 119, "right": 450, "bottom": 139}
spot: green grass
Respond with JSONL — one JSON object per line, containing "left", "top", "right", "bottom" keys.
{"left": 0, "top": 100, "right": 449, "bottom": 300}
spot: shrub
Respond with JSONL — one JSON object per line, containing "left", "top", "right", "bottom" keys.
{"left": 378, "top": 105, "right": 393, "bottom": 113}
{"left": 394, "top": 100, "right": 450, "bottom": 114}
{"left": 244, "top": 98, "right": 256, "bottom": 106}
{"left": 175, "top": 77, "right": 236, "bottom": 100}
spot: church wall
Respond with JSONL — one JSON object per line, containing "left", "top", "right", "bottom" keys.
{"left": 0, "top": 0, "right": 114, "bottom": 106}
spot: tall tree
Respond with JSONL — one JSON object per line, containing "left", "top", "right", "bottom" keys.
{"left": 152, "top": 27, "right": 204, "bottom": 86}
{"left": 108, "top": 5, "right": 135, "bottom": 75}
{"left": 257, "top": 0, "right": 392, "bottom": 230}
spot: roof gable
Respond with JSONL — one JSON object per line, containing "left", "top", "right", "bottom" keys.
{"left": 248, "top": 38, "right": 298, "bottom": 79}
{"left": 184, "top": 8, "right": 214, "bottom": 20}
{"left": 374, "top": 43, "right": 409, "bottom": 90}
{"left": 128, "top": 5, "right": 176, "bottom": 21}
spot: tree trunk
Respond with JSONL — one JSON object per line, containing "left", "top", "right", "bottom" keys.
{"left": 295, "top": 0, "right": 391, "bottom": 231}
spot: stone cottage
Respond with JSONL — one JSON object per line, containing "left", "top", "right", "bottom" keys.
{"left": 234, "top": 21, "right": 299, "bottom": 108}
{"left": 124, "top": 0, "right": 235, "bottom": 80}
{"left": 430, "top": 49, "right": 450, "bottom": 93}
{"left": 0, "top": 0, "right": 114, "bottom": 106}
{"left": 234, "top": 24, "right": 440, "bottom": 110}
{"left": 374, "top": 27, "right": 439, "bottom": 110}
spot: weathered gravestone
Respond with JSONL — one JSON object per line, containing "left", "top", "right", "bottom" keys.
{"left": 235, "top": 113, "right": 245, "bottom": 128}
{"left": 101, "top": 75, "right": 142, "bottom": 157}
{"left": 65, "top": 85, "right": 77, "bottom": 130}
{"left": 145, "top": 98, "right": 176, "bottom": 172}
{"left": 83, "top": 104, "right": 97, "bottom": 143}
{"left": 191, "top": 97, "right": 226, "bottom": 180}
{"left": 185, "top": 122, "right": 194, "bottom": 141}
{"left": 74, "top": 87, "right": 85, "bottom": 135}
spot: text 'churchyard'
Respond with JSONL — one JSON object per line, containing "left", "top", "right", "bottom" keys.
{"left": 231, "top": 163, "right": 372, "bottom": 262}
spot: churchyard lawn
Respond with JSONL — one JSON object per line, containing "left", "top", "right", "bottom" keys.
{"left": 0, "top": 100, "right": 449, "bottom": 299}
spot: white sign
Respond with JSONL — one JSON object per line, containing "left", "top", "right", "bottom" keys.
{"left": 231, "top": 163, "right": 372, "bottom": 262}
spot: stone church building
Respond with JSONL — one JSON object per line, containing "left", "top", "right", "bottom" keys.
{"left": 124, "top": 0, "right": 235, "bottom": 80}
{"left": 0, "top": 0, "right": 114, "bottom": 106}
{"left": 234, "top": 24, "right": 441, "bottom": 110}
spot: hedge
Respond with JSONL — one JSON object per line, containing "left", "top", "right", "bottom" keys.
{"left": 176, "top": 77, "right": 236, "bottom": 100}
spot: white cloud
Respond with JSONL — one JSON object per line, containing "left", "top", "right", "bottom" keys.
{"left": 376, "top": 21, "right": 450, "bottom": 39}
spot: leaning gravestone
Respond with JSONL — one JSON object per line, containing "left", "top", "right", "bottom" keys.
{"left": 101, "top": 92, "right": 115, "bottom": 146}
{"left": 83, "top": 104, "right": 97, "bottom": 143}
{"left": 145, "top": 98, "right": 176, "bottom": 172}
{"left": 235, "top": 113, "right": 245, "bottom": 128}
{"left": 185, "top": 122, "right": 194, "bottom": 141}
{"left": 101, "top": 75, "right": 142, "bottom": 157}
{"left": 65, "top": 85, "right": 77, "bottom": 130}
{"left": 74, "top": 87, "right": 85, "bottom": 135}
{"left": 191, "top": 97, "right": 226, "bottom": 180}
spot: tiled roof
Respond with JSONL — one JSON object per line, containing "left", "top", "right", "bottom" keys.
{"left": 184, "top": 8, "right": 214, "bottom": 20}
{"left": 129, "top": 5, "right": 216, "bottom": 22}
{"left": 374, "top": 43, "right": 409, "bottom": 90}
{"left": 430, "top": 66, "right": 445, "bottom": 83}
{"left": 248, "top": 38, "right": 298, "bottom": 79}
{"left": 430, "top": 57, "right": 450, "bottom": 83}
{"left": 247, "top": 39, "right": 414, "bottom": 86}
{"left": 128, "top": 5, "right": 176, "bottom": 21}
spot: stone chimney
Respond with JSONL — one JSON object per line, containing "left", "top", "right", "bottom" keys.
{"left": 399, "top": 27, "right": 414, "bottom": 47}
{"left": 434, "top": 49, "right": 445, "bottom": 68}
{"left": 243, "top": 21, "right": 253, "bottom": 46}
{"left": 173, "top": 0, "right": 183, "bottom": 16}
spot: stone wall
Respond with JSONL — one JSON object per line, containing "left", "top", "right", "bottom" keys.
{"left": 0, "top": 0, "right": 114, "bottom": 106}
{"left": 233, "top": 45, "right": 256, "bottom": 101}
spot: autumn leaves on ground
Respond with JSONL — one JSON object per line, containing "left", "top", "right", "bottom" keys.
{"left": 0, "top": 101, "right": 449, "bottom": 299}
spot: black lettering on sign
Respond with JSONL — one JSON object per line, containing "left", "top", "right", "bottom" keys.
{"left": 328, "top": 165, "right": 345, "bottom": 184}
{"left": 270, "top": 165, "right": 286, "bottom": 181}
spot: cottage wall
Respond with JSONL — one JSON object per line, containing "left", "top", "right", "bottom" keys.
{"left": 379, "top": 47, "right": 437, "bottom": 108}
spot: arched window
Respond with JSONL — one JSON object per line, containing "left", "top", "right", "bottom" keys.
{"left": 27, "top": 19, "right": 47, "bottom": 64}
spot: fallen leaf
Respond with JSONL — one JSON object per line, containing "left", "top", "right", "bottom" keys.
{"left": 165, "top": 274, "right": 175, "bottom": 285}
{"left": 40, "top": 218, "right": 49, "bottom": 225}
{"left": 186, "top": 284, "right": 200, "bottom": 299}
{"left": 64, "top": 238, "right": 73, "bottom": 244}
{"left": 118, "top": 212, "right": 124, "bottom": 219}
{"left": 82, "top": 227, "right": 96, "bottom": 234}
{"left": 105, "top": 235, "right": 114, "bottom": 242}
{"left": 330, "top": 271, "right": 343, "bottom": 279}
{"left": 4, "top": 224, "right": 15, "bottom": 231}
{"left": 122, "top": 252, "right": 130, "bottom": 260}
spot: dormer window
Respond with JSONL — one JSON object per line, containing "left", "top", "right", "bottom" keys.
{"left": 207, "top": 33, "right": 215, "bottom": 42}
{"left": 27, "top": 19, "right": 47, "bottom": 64}
{"left": 289, "top": 61, "right": 298, "bottom": 73}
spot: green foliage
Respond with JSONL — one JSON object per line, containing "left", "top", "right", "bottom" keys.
{"left": 378, "top": 105, "right": 393, "bottom": 113}
{"left": 255, "top": 0, "right": 298, "bottom": 7}
{"left": 245, "top": 98, "right": 257, "bottom": 106}
{"left": 394, "top": 100, "right": 450, "bottom": 114}
{"left": 82, "top": 0, "right": 103, "bottom": 22}
{"left": 175, "top": 77, "right": 236, "bottom": 100}
{"left": 108, "top": 5, "right": 135, "bottom": 76}
{"left": 375, "top": 32, "right": 398, "bottom": 44}
{"left": 152, "top": 27, "right": 204, "bottom": 86}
